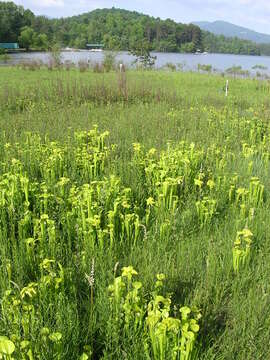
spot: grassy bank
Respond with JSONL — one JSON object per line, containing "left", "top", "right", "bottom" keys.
{"left": 0, "top": 67, "right": 270, "bottom": 359}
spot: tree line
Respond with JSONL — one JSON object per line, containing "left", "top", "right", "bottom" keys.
{"left": 1, "top": 1, "right": 270, "bottom": 56}
{"left": 202, "top": 32, "right": 261, "bottom": 56}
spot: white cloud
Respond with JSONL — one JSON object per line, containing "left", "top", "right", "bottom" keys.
{"left": 33, "top": 0, "right": 65, "bottom": 7}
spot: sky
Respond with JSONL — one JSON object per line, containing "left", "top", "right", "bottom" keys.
{"left": 6, "top": 0, "right": 270, "bottom": 35}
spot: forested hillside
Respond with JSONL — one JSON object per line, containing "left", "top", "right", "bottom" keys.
{"left": 50, "top": 8, "right": 202, "bottom": 52}
{"left": 202, "top": 31, "right": 261, "bottom": 56}
{"left": 1, "top": 1, "right": 270, "bottom": 55}
{"left": 0, "top": 3, "right": 202, "bottom": 52}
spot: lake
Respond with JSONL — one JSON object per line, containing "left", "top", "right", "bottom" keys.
{"left": 1, "top": 51, "right": 270, "bottom": 74}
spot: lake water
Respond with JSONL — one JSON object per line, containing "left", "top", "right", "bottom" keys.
{"left": 1, "top": 51, "right": 270, "bottom": 74}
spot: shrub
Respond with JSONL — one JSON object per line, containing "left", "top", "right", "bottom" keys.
{"left": 164, "top": 62, "right": 177, "bottom": 71}
{"left": 92, "top": 62, "right": 104, "bottom": 73}
{"left": 102, "top": 51, "right": 117, "bottom": 72}
{"left": 78, "top": 60, "right": 89, "bottom": 72}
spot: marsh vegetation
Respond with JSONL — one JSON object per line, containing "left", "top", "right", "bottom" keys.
{"left": 1, "top": 66, "right": 270, "bottom": 359}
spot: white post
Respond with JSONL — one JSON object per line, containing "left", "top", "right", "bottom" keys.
{"left": 119, "top": 63, "right": 123, "bottom": 73}
{"left": 225, "top": 79, "right": 229, "bottom": 97}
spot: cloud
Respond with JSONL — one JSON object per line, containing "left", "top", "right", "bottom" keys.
{"left": 164, "top": 0, "right": 270, "bottom": 34}
{"left": 35, "top": 0, "right": 65, "bottom": 7}
{"left": 2, "top": 0, "right": 63, "bottom": 9}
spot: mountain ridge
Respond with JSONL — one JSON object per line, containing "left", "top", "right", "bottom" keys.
{"left": 193, "top": 20, "right": 270, "bottom": 44}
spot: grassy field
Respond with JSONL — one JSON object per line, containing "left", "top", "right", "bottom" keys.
{"left": 1, "top": 66, "right": 270, "bottom": 359}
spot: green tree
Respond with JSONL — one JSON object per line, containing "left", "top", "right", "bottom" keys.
{"left": 0, "top": 2, "right": 34, "bottom": 42}
{"left": 129, "top": 39, "right": 157, "bottom": 68}
{"left": 18, "top": 26, "right": 35, "bottom": 51}
{"left": 34, "top": 33, "right": 49, "bottom": 50}
{"left": 180, "top": 42, "right": 195, "bottom": 53}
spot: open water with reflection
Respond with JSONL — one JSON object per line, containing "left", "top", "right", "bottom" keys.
{"left": 1, "top": 51, "right": 270, "bottom": 74}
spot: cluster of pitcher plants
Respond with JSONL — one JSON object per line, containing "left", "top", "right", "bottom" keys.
{"left": 0, "top": 116, "right": 267, "bottom": 359}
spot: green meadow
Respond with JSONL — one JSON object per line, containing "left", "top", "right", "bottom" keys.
{"left": 0, "top": 66, "right": 270, "bottom": 359}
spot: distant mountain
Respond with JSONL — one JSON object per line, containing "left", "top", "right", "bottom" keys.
{"left": 193, "top": 21, "right": 270, "bottom": 44}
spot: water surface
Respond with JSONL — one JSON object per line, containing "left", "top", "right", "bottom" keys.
{"left": 1, "top": 51, "right": 270, "bottom": 74}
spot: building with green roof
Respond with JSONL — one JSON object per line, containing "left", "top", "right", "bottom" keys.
{"left": 0, "top": 43, "right": 19, "bottom": 50}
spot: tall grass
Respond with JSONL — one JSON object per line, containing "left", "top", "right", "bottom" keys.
{"left": 0, "top": 67, "right": 270, "bottom": 359}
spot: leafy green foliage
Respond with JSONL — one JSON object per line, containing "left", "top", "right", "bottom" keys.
{"left": 18, "top": 26, "right": 49, "bottom": 51}
{"left": 0, "top": 1, "right": 34, "bottom": 43}
{"left": 18, "top": 26, "right": 34, "bottom": 51}
{"left": 129, "top": 40, "right": 157, "bottom": 68}
{"left": 1, "top": 67, "right": 270, "bottom": 359}
{"left": 202, "top": 31, "right": 261, "bottom": 55}
{"left": 108, "top": 267, "right": 201, "bottom": 359}
{"left": 0, "top": 3, "right": 203, "bottom": 53}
